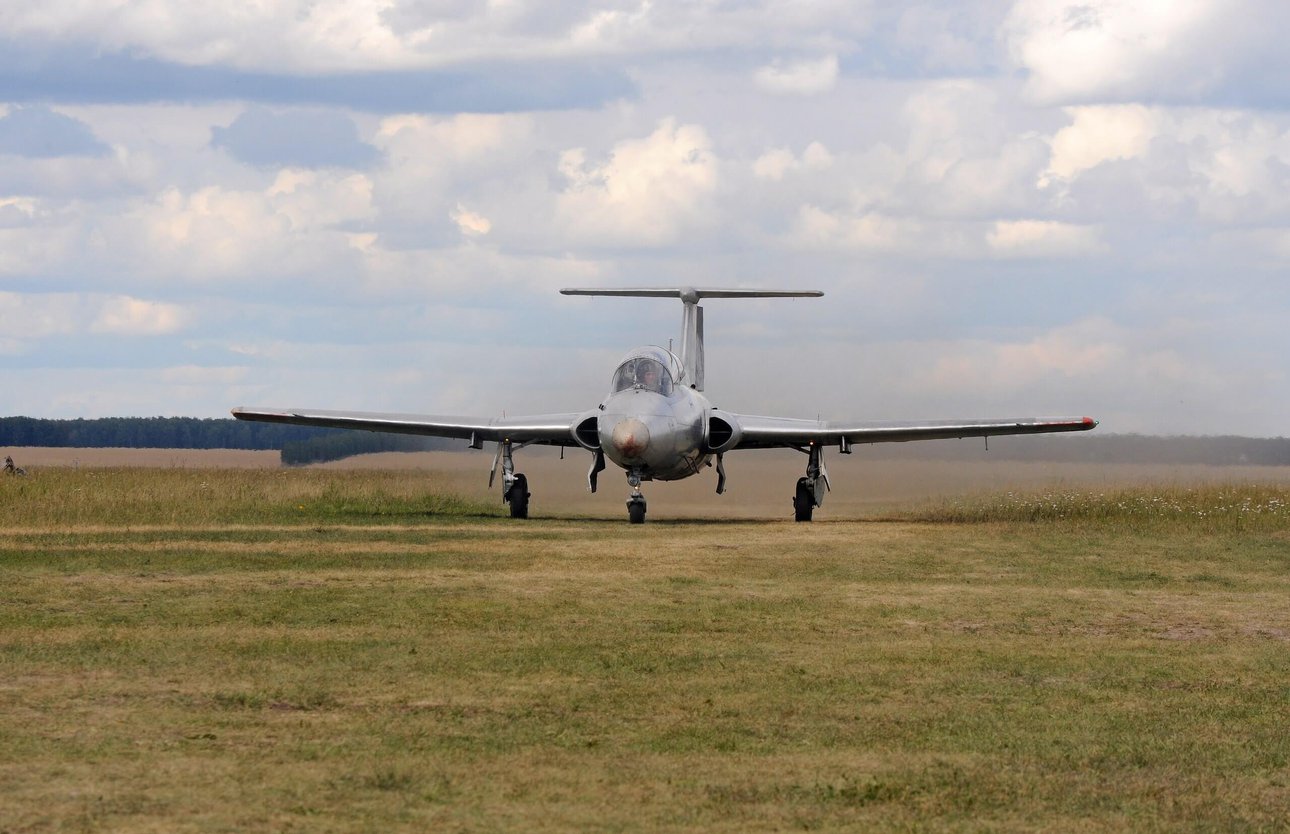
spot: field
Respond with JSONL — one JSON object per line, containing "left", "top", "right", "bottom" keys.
{"left": 2, "top": 451, "right": 1289, "bottom": 831}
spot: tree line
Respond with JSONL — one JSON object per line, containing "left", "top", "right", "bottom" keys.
{"left": 863, "top": 433, "right": 1290, "bottom": 466}
{"left": 0, "top": 416, "right": 455, "bottom": 465}
{"left": 4, "top": 416, "right": 1290, "bottom": 467}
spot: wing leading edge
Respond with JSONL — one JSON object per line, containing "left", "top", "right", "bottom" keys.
{"left": 729, "top": 414, "right": 1097, "bottom": 450}
{"left": 231, "top": 407, "right": 584, "bottom": 447}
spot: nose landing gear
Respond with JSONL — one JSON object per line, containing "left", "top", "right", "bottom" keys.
{"left": 626, "top": 467, "right": 647, "bottom": 524}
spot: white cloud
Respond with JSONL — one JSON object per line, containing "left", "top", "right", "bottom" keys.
{"left": 102, "top": 169, "right": 374, "bottom": 284}
{"left": 789, "top": 205, "right": 926, "bottom": 253}
{"left": 555, "top": 118, "right": 717, "bottom": 246}
{"left": 1003, "top": 0, "right": 1246, "bottom": 104}
{"left": 924, "top": 318, "right": 1126, "bottom": 391}
{"left": 1038, "top": 105, "right": 1290, "bottom": 223}
{"left": 450, "top": 204, "right": 491, "bottom": 236}
{"left": 373, "top": 113, "right": 525, "bottom": 167}
{"left": 1042, "top": 105, "right": 1158, "bottom": 183}
{"left": 753, "top": 55, "right": 840, "bottom": 96}
{"left": 91, "top": 297, "right": 190, "bottom": 335}
{"left": 987, "top": 219, "right": 1104, "bottom": 257}
{"left": 752, "top": 142, "right": 833, "bottom": 180}
{"left": 0, "top": 291, "right": 191, "bottom": 342}
{"left": 5, "top": 1, "right": 876, "bottom": 72}
{"left": 5, "top": 9, "right": 1290, "bottom": 436}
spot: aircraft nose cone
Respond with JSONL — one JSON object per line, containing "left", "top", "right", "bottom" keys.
{"left": 610, "top": 418, "right": 651, "bottom": 459}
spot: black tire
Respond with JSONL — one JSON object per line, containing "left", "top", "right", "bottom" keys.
{"left": 628, "top": 500, "right": 646, "bottom": 524}
{"left": 793, "top": 478, "right": 814, "bottom": 522}
{"left": 508, "top": 474, "right": 529, "bottom": 519}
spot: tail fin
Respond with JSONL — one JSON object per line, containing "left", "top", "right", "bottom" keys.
{"left": 560, "top": 287, "right": 823, "bottom": 392}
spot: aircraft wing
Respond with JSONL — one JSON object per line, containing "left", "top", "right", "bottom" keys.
{"left": 727, "top": 414, "right": 1097, "bottom": 450}
{"left": 231, "top": 407, "right": 584, "bottom": 447}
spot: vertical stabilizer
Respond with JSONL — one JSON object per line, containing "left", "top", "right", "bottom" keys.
{"left": 678, "top": 293, "right": 704, "bottom": 390}
{"left": 559, "top": 286, "right": 823, "bottom": 393}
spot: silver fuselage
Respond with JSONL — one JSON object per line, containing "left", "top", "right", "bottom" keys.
{"left": 597, "top": 384, "right": 712, "bottom": 481}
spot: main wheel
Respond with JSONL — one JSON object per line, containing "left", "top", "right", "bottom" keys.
{"left": 508, "top": 474, "right": 529, "bottom": 519}
{"left": 793, "top": 478, "right": 814, "bottom": 522}
{"left": 627, "top": 500, "right": 646, "bottom": 524}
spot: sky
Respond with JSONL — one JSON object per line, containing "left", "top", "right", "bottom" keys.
{"left": 1, "top": 0, "right": 1289, "bottom": 436}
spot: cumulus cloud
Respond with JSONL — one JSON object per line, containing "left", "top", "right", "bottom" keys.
{"left": 753, "top": 142, "right": 833, "bottom": 180}
{"left": 450, "top": 204, "right": 491, "bottom": 236}
{"left": 1039, "top": 106, "right": 1290, "bottom": 224}
{"left": 986, "top": 219, "right": 1104, "bottom": 257}
{"left": 1003, "top": 0, "right": 1290, "bottom": 106}
{"left": 368, "top": 112, "right": 532, "bottom": 247}
{"left": 924, "top": 318, "right": 1125, "bottom": 391}
{"left": 91, "top": 297, "right": 190, "bottom": 335}
{"left": 891, "top": 3, "right": 999, "bottom": 73}
{"left": 555, "top": 119, "right": 717, "bottom": 246}
{"left": 0, "top": 197, "right": 41, "bottom": 228}
{"left": 3, "top": 4, "right": 1290, "bottom": 435}
{"left": 753, "top": 55, "right": 840, "bottom": 95}
{"left": 0, "top": 291, "right": 190, "bottom": 342}
{"left": 0, "top": 2, "right": 874, "bottom": 73}
{"left": 789, "top": 206, "right": 927, "bottom": 253}
{"left": 1041, "top": 104, "right": 1157, "bottom": 183}
{"left": 99, "top": 170, "right": 375, "bottom": 285}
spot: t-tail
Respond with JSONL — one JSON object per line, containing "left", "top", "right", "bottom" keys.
{"left": 559, "top": 287, "right": 823, "bottom": 391}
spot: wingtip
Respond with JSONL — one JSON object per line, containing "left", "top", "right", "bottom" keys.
{"left": 1083, "top": 416, "right": 1098, "bottom": 428}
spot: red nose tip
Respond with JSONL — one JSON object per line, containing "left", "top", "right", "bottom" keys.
{"left": 610, "top": 418, "right": 650, "bottom": 458}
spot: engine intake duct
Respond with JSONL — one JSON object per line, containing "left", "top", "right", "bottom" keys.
{"left": 574, "top": 414, "right": 601, "bottom": 450}
{"left": 704, "top": 411, "right": 742, "bottom": 453}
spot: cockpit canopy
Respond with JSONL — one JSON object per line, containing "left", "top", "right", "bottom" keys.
{"left": 611, "top": 346, "right": 681, "bottom": 396}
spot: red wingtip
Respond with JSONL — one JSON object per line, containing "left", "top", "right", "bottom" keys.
{"left": 1082, "top": 416, "right": 1097, "bottom": 426}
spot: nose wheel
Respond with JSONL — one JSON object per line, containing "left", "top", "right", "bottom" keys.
{"left": 626, "top": 467, "right": 647, "bottom": 524}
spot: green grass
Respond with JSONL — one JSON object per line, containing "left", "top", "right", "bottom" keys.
{"left": 0, "top": 467, "right": 501, "bottom": 527}
{"left": 901, "top": 483, "right": 1290, "bottom": 533}
{"left": 2, "top": 470, "right": 1289, "bottom": 831}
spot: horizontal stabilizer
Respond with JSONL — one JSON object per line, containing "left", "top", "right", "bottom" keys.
{"left": 560, "top": 287, "right": 822, "bottom": 300}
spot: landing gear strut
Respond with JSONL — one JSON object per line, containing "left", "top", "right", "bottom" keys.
{"left": 626, "top": 467, "right": 647, "bottom": 524}
{"left": 792, "top": 443, "right": 829, "bottom": 522}
{"left": 492, "top": 440, "right": 531, "bottom": 519}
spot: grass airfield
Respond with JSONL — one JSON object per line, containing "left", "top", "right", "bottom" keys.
{"left": 2, "top": 457, "right": 1289, "bottom": 831}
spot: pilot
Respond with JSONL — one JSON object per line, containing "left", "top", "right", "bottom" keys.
{"left": 635, "top": 362, "right": 661, "bottom": 392}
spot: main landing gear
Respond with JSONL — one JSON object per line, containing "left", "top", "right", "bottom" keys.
{"left": 792, "top": 443, "right": 829, "bottom": 522}
{"left": 507, "top": 473, "right": 530, "bottom": 519}
{"left": 492, "top": 440, "right": 531, "bottom": 519}
{"left": 626, "top": 466, "right": 646, "bottom": 524}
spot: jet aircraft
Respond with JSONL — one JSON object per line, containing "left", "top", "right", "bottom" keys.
{"left": 233, "top": 288, "right": 1097, "bottom": 523}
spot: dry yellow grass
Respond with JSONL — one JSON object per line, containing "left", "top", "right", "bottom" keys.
{"left": 2, "top": 466, "right": 1290, "bottom": 831}
{"left": 11, "top": 444, "right": 1290, "bottom": 521}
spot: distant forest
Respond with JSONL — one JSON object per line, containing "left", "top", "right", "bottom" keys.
{"left": 858, "top": 433, "right": 1290, "bottom": 467}
{"left": 0, "top": 416, "right": 456, "bottom": 465}
{"left": 3, "top": 416, "right": 1290, "bottom": 467}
